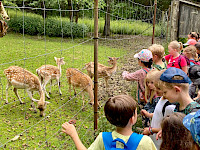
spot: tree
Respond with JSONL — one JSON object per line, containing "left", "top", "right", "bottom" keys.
{"left": 103, "top": 0, "right": 111, "bottom": 36}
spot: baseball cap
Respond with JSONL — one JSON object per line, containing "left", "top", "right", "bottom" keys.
{"left": 183, "top": 39, "right": 197, "bottom": 46}
{"left": 188, "top": 65, "right": 200, "bottom": 85}
{"left": 134, "top": 49, "right": 153, "bottom": 62}
{"left": 183, "top": 109, "right": 200, "bottom": 147}
{"left": 160, "top": 67, "right": 190, "bottom": 83}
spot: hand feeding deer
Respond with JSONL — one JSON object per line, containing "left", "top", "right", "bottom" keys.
{"left": 85, "top": 57, "right": 119, "bottom": 88}
{"left": 66, "top": 68, "right": 96, "bottom": 107}
{"left": 36, "top": 57, "right": 65, "bottom": 99}
{"left": 4, "top": 66, "right": 49, "bottom": 117}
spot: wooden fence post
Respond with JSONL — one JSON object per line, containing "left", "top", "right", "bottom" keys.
{"left": 170, "top": 0, "right": 180, "bottom": 41}
{"left": 152, "top": 0, "right": 157, "bottom": 44}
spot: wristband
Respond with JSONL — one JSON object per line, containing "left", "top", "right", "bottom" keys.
{"left": 149, "top": 127, "right": 154, "bottom": 135}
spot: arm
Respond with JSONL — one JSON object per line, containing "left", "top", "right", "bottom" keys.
{"left": 182, "top": 66, "right": 188, "bottom": 74}
{"left": 141, "top": 109, "right": 153, "bottom": 118}
{"left": 122, "top": 70, "right": 143, "bottom": 81}
{"left": 142, "top": 127, "right": 161, "bottom": 135}
{"left": 62, "top": 122, "right": 87, "bottom": 150}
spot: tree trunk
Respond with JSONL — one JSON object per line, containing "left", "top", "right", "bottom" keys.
{"left": 103, "top": 0, "right": 111, "bottom": 36}
{"left": 67, "top": 0, "right": 73, "bottom": 22}
{"left": 75, "top": 4, "right": 79, "bottom": 23}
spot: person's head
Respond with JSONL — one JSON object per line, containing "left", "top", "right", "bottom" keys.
{"left": 152, "top": 69, "right": 166, "bottom": 96}
{"left": 160, "top": 67, "right": 190, "bottom": 103}
{"left": 183, "top": 110, "right": 200, "bottom": 149}
{"left": 188, "top": 65, "right": 200, "bottom": 86}
{"left": 188, "top": 32, "right": 198, "bottom": 41}
{"left": 104, "top": 95, "right": 137, "bottom": 128}
{"left": 134, "top": 49, "right": 153, "bottom": 68}
{"left": 148, "top": 44, "right": 165, "bottom": 63}
{"left": 168, "top": 41, "right": 183, "bottom": 56}
{"left": 160, "top": 112, "right": 196, "bottom": 150}
{"left": 195, "top": 43, "right": 200, "bottom": 55}
{"left": 183, "top": 45, "right": 198, "bottom": 60}
{"left": 144, "top": 70, "right": 159, "bottom": 103}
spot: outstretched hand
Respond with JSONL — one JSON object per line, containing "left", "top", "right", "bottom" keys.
{"left": 156, "top": 129, "right": 162, "bottom": 140}
{"left": 62, "top": 121, "right": 77, "bottom": 138}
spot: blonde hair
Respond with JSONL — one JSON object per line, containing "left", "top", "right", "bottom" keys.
{"left": 153, "top": 69, "right": 166, "bottom": 89}
{"left": 168, "top": 41, "right": 183, "bottom": 52}
{"left": 183, "top": 45, "right": 198, "bottom": 61}
{"left": 145, "top": 69, "right": 159, "bottom": 103}
{"left": 148, "top": 44, "right": 165, "bottom": 58}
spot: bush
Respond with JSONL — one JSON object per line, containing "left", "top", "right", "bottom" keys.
{"left": 8, "top": 16, "right": 89, "bottom": 38}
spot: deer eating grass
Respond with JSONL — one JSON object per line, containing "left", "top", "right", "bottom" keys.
{"left": 36, "top": 57, "right": 65, "bottom": 99}
{"left": 85, "top": 57, "right": 119, "bottom": 88}
{"left": 66, "top": 68, "right": 95, "bottom": 107}
{"left": 4, "top": 66, "right": 49, "bottom": 117}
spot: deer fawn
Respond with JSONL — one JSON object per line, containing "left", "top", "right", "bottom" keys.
{"left": 66, "top": 68, "right": 95, "bottom": 106}
{"left": 36, "top": 57, "right": 65, "bottom": 99}
{"left": 85, "top": 57, "right": 119, "bottom": 88}
{"left": 4, "top": 66, "right": 49, "bottom": 117}
{"left": 0, "top": 1, "right": 9, "bottom": 20}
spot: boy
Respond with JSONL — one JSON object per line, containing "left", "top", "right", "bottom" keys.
{"left": 148, "top": 44, "right": 167, "bottom": 70}
{"left": 141, "top": 70, "right": 175, "bottom": 149}
{"left": 160, "top": 67, "right": 200, "bottom": 115}
{"left": 62, "top": 95, "right": 156, "bottom": 150}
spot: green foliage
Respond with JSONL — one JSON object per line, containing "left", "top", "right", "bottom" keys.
{"left": 7, "top": 15, "right": 89, "bottom": 37}
{"left": 178, "top": 37, "right": 187, "bottom": 44}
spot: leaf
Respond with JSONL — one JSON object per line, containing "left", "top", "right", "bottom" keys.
{"left": 11, "top": 135, "right": 20, "bottom": 142}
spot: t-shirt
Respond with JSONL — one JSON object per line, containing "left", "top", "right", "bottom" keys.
{"left": 88, "top": 131, "right": 156, "bottom": 150}
{"left": 152, "top": 62, "right": 167, "bottom": 71}
{"left": 165, "top": 54, "right": 187, "bottom": 69}
{"left": 174, "top": 101, "right": 200, "bottom": 115}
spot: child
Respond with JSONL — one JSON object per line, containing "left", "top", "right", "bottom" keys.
{"left": 195, "top": 43, "right": 200, "bottom": 60}
{"left": 160, "top": 112, "right": 196, "bottom": 150}
{"left": 148, "top": 44, "right": 167, "bottom": 70}
{"left": 159, "top": 67, "right": 200, "bottom": 115}
{"left": 183, "top": 109, "right": 200, "bottom": 149}
{"left": 142, "top": 70, "right": 160, "bottom": 127}
{"left": 141, "top": 70, "right": 175, "bottom": 149}
{"left": 183, "top": 32, "right": 198, "bottom": 47}
{"left": 183, "top": 45, "right": 198, "bottom": 66}
{"left": 165, "top": 41, "right": 188, "bottom": 74}
{"left": 122, "top": 49, "right": 153, "bottom": 104}
{"left": 188, "top": 65, "right": 200, "bottom": 101}
{"left": 62, "top": 95, "right": 157, "bottom": 150}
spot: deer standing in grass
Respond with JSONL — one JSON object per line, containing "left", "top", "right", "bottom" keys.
{"left": 66, "top": 68, "right": 95, "bottom": 106}
{"left": 36, "top": 57, "right": 65, "bottom": 99}
{"left": 85, "top": 57, "right": 119, "bottom": 88}
{"left": 4, "top": 66, "right": 49, "bottom": 117}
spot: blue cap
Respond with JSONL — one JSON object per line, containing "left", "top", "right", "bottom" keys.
{"left": 183, "top": 109, "right": 200, "bottom": 147}
{"left": 160, "top": 67, "right": 190, "bottom": 83}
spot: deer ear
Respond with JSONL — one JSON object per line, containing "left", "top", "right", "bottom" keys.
{"left": 0, "top": 2, "right": 1, "bottom": 6}
{"left": 54, "top": 57, "right": 57, "bottom": 61}
{"left": 116, "top": 57, "right": 119, "bottom": 60}
{"left": 108, "top": 57, "right": 112, "bottom": 60}
{"left": 45, "top": 101, "right": 50, "bottom": 104}
{"left": 61, "top": 57, "right": 64, "bottom": 60}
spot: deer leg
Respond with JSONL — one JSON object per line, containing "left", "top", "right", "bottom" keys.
{"left": 5, "top": 82, "right": 11, "bottom": 104}
{"left": 13, "top": 88, "right": 24, "bottom": 104}
{"left": 73, "top": 86, "right": 76, "bottom": 96}
{"left": 49, "top": 79, "right": 52, "bottom": 95}
{"left": 42, "top": 76, "right": 51, "bottom": 99}
{"left": 82, "top": 92, "right": 84, "bottom": 108}
{"left": 104, "top": 77, "right": 109, "bottom": 89}
{"left": 27, "top": 90, "right": 37, "bottom": 113}
{"left": 56, "top": 77, "right": 62, "bottom": 95}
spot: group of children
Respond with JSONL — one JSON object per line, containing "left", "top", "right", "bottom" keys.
{"left": 61, "top": 32, "right": 200, "bottom": 150}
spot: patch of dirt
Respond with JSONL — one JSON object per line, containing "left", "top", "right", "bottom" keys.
{"left": 96, "top": 35, "right": 166, "bottom": 104}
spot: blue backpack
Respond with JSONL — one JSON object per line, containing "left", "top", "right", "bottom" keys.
{"left": 102, "top": 132, "right": 143, "bottom": 150}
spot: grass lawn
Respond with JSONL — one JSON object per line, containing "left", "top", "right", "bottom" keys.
{"left": 0, "top": 33, "right": 126, "bottom": 149}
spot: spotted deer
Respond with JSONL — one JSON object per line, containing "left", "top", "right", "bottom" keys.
{"left": 85, "top": 57, "right": 119, "bottom": 88}
{"left": 4, "top": 66, "right": 49, "bottom": 117}
{"left": 36, "top": 57, "right": 65, "bottom": 99}
{"left": 66, "top": 68, "right": 95, "bottom": 106}
{"left": 0, "top": 1, "right": 9, "bottom": 20}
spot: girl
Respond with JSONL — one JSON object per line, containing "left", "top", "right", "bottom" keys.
{"left": 183, "top": 45, "right": 199, "bottom": 66}
{"left": 160, "top": 112, "right": 197, "bottom": 150}
{"left": 122, "top": 49, "right": 153, "bottom": 105}
{"left": 142, "top": 70, "right": 161, "bottom": 127}
{"left": 165, "top": 41, "right": 188, "bottom": 74}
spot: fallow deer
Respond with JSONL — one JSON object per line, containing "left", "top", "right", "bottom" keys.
{"left": 66, "top": 68, "right": 95, "bottom": 106}
{"left": 0, "top": 1, "right": 9, "bottom": 20}
{"left": 0, "top": 20, "right": 8, "bottom": 37}
{"left": 4, "top": 66, "right": 49, "bottom": 117}
{"left": 85, "top": 57, "right": 119, "bottom": 88}
{"left": 36, "top": 57, "right": 65, "bottom": 99}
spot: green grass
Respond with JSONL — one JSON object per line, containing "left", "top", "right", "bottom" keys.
{"left": 7, "top": 9, "right": 164, "bottom": 37}
{"left": 0, "top": 33, "right": 126, "bottom": 149}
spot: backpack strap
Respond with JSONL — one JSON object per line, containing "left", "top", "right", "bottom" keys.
{"left": 102, "top": 132, "right": 143, "bottom": 150}
{"left": 178, "top": 55, "right": 182, "bottom": 69}
{"left": 162, "top": 101, "right": 172, "bottom": 116}
{"left": 126, "top": 133, "right": 143, "bottom": 150}
{"left": 142, "top": 68, "right": 150, "bottom": 74}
